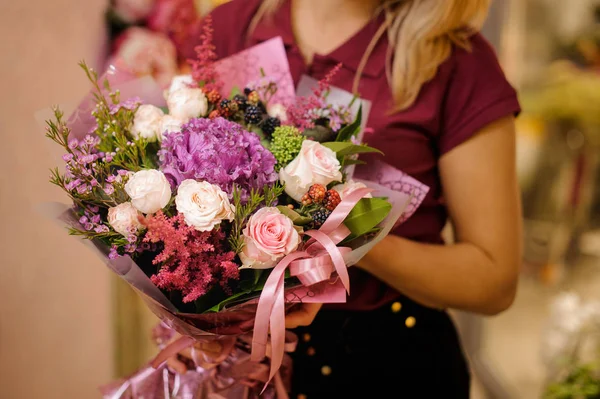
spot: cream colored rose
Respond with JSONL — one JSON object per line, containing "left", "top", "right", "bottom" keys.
{"left": 125, "top": 170, "right": 172, "bottom": 214}
{"left": 267, "top": 103, "right": 288, "bottom": 122}
{"left": 108, "top": 202, "right": 143, "bottom": 236}
{"left": 333, "top": 180, "right": 373, "bottom": 200}
{"left": 166, "top": 87, "right": 208, "bottom": 122}
{"left": 131, "top": 104, "right": 165, "bottom": 142}
{"left": 175, "top": 180, "right": 235, "bottom": 232}
{"left": 159, "top": 115, "right": 183, "bottom": 139}
{"left": 165, "top": 74, "right": 194, "bottom": 95}
{"left": 279, "top": 140, "right": 343, "bottom": 201}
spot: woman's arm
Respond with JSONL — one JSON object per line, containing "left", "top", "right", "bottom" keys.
{"left": 359, "top": 116, "right": 522, "bottom": 315}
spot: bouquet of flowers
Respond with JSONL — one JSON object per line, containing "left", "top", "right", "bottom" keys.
{"left": 42, "top": 17, "right": 427, "bottom": 399}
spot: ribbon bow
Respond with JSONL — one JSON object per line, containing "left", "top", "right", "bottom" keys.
{"left": 251, "top": 187, "right": 373, "bottom": 391}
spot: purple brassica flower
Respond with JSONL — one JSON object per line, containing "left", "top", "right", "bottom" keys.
{"left": 159, "top": 117, "right": 277, "bottom": 202}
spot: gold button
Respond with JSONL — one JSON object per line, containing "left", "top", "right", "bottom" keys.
{"left": 321, "top": 365, "right": 332, "bottom": 376}
{"left": 405, "top": 316, "right": 416, "bottom": 328}
{"left": 297, "top": 395, "right": 307, "bottom": 399}
{"left": 303, "top": 333, "right": 311, "bottom": 342}
{"left": 307, "top": 347, "right": 316, "bottom": 356}
{"left": 391, "top": 302, "right": 402, "bottom": 313}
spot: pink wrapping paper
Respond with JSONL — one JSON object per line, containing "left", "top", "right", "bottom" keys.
{"left": 214, "top": 37, "right": 296, "bottom": 105}
{"left": 100, "top": 325, "right": 292, "bottom": 399}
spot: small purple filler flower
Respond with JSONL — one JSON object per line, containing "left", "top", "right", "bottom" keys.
{"left": 159, "top": 117, "right": 277, "bottom": 202}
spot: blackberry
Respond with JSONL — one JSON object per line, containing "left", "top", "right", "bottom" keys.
{"left": 233, "top": 94, "right": 248, "bottom": 111}
{"left": 312, "top": 209, "right": 331, "bottom": 227}
{"left": 323, "top": 189, "right": 341, "bottom": 211}
{"left": 219, "top": 99, "right": 233, "bottom": 116}
{"left": 262, "top": 117, "right": 281, "bottom": 137}
{"left": 244, "top": 87, "right": 252, "bottom": 95}
{"left": 307, "top": 184, "right": 326, "bottom": 203}
{"left": 244, "top": 105, "right": 262, "bottom": 124}
{"left": 315, "top": 117, "right": 329, "bottom": 127}
{"left": 258, "top": 101, "right": 267, "bottom": 114}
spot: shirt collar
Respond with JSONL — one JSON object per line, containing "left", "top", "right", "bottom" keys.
{"left": 250, "top": 0, "right": 387, "bottom": 78}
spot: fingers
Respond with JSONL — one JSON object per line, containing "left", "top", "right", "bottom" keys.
{"left": 285, "top": 303, "right": 323, "bottom": 329}
{"left": 166, "top": 356, "right": 187, "bottom": 375}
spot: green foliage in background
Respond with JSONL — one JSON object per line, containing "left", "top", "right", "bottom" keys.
{"left": 545, "top": 363, "right": 600, "bottom": 399}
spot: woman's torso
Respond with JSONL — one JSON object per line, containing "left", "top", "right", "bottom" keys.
{"left": 185, "top": 0, "right": 520, "bottom": 310}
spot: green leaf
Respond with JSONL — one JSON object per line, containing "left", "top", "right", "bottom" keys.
{"left": 343, "top": 198, "right": 392, "bottom": 237}
{"left": 277, "top": 205, "right": 313, "bottom": 225}
{"left": 205, "top": 291, "right": 250, "bottom": 312}
{"left": 229, "top": 86, "right": 241, "bottom": 98}
{"left": 205, "top": 269, "right": 266, "bottom": 312}
{"left": 336, "top": 104, "right": 362, "bottom": 142}
{"left": 322, "top": 141, "right": 382, "bottom": 157}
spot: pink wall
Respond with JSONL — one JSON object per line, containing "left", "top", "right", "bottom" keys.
{"left": 0, "top": 1, "right": 113, "bottom": 398}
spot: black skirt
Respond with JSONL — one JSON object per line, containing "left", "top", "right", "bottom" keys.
{"left": 290, "top": 296, "right": 470, "bottom": 398}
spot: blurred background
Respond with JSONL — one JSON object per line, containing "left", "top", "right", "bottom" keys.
{"left": 1, "top": 0, "right": 600, "bottom": 397}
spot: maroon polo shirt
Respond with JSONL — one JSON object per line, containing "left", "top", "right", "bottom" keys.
{"left": 184, "top": 0, "right": 521, "bottom": 311}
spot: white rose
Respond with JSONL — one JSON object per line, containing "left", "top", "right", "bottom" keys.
{"left": 333, "top": 180, "right": 373, "bottom": 200}
{"left": 108, "top": 202, "right": 143, "bottom": 236}
{"left": 159, "top": 115, "right": 183, "bottom": 139}
{"left": 167, "top": 87, "right": 208, "bottom": 122}
{"left": 267, "top": 103, "right": 288, "bottom": 122}
{"left": 279, "top": 140, "right": 343, "bottom": 201}
{"left": 131, "top": 104, "right": 165, "bottom": 142}
{"left": 125, "top": 170, "right": 172, "bottom": 214}
{"left": 175, "top": 180, "right": 235, "bottom": 232}
{"left": 165, "top": 74, "right": 194, "bottom": 96}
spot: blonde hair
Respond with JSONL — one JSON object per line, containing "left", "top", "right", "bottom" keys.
{"left": 250, "top": 0, "right": 490, "bottom": 111}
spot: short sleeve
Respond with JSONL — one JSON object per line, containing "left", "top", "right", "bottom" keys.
{"left": 179, "top": 0, "right": 261, "bottom": 61}
{"left": 439, "top": 34, "right": 521, "bottom": 155}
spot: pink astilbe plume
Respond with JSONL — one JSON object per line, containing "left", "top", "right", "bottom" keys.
{"left": 187, "top": 15, "right": 223, "bottom": 93}
{"left": 142, "top": 211, "right": 238, "bottom": 303}
{"left": 288, "top": 63, "right": 343, "bottom": 131}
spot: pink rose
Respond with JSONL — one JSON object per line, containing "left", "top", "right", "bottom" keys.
{"left": 111, "top": 27, "right": 177, "bottom": 88}
{"left": 239, "top": 208, "right": 301, "bottom": 269}
{"left": 279, "top": 140, "right": 343, "bottom": 201}
{"left": 112, "top": 0, "right": 156, "bottom": 23}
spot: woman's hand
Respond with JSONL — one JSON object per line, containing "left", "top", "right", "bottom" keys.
{"left": 285, "top": 303, "right": 323, "bottom": 329}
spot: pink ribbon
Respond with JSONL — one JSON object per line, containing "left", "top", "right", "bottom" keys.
{"left": 251, "top": 187, "right": 373, "bottom": 392}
